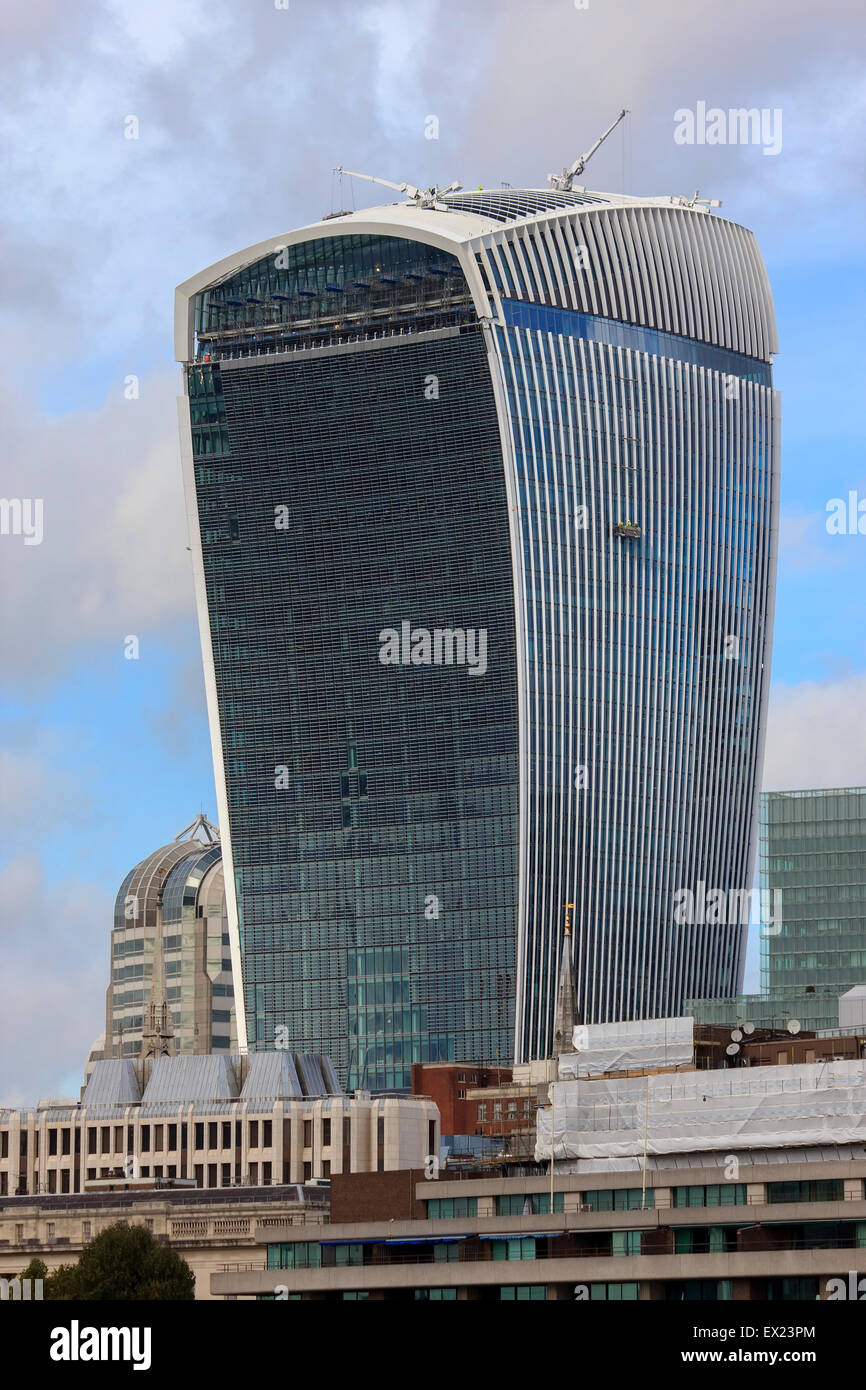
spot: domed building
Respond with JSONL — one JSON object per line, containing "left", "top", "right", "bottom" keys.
{"left": 104, "top": 815, "right": 237, "bottom": 1059}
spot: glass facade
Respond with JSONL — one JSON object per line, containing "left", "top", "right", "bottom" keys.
{"left": 106, "top": 836, "right": 235, "bottom": 1057}
{"left": 190, "top": 235, "right": 518, "bottom": 1087}
{"left": 501, "top": 300, "right": 772, "bottom": 386}
{"left": 181, "top": 193, "right": 777, "bottom": 1072}
{"left": 690, "top": 788, "right": 866, "bottom": 1029}
{"left": 498, "top": 314, "right": 774, "bottom": 1040}
{"left": 761, "top": 788, "right": 866, "bottom": 997}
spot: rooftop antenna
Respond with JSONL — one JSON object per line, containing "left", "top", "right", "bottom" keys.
{"left": 672, "top": 189, "right": 722, "bottom": 209}
{"left": 548, "top": 108, "right": 629, "bottom": 191}
{"left": 333, "top": 167, "right": 462, "bottom": 211}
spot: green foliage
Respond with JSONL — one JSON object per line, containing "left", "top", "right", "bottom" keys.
{"left": 40, "top": 1222, "right": 195, "bottom": 1301}
{"left": 44, "top": 1263, "right": 80, "bottom": 1300}
{"left": 17, "top": 1256, "right": 48, "bottom": 1283}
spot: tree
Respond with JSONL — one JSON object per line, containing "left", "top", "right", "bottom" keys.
{"left": 42, "top": 1222, "right": 195, "bottom": 1301}
{"left": 18, "top": 1257, "right": 48, "bottom": 1283}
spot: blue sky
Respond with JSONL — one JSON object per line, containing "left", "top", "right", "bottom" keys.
{"left": 1, "top": 0, "right": 864, "bottom": 1104}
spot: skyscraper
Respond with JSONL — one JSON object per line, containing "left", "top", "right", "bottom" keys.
{"left": 176, "top": 181, "right": 778, "bottom": 1083}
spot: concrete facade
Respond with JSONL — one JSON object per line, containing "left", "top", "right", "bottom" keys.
{"left": 211, "top": 1154, "right": 866, "bottom": 1301}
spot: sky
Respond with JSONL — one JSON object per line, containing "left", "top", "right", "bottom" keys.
{"left": 1, "top": 0, "right": 864, "bottom": 1105}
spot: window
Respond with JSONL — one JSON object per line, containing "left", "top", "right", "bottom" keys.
{"left": 492, "top": 1237, "right": 537, "bottom": 1261}
{"left": 499, "top": 1286, "right": 546, "bottom": 1300}
{"left": 83, "top": 1221, "right": 92, "bottom": 1240}
{"left": 263, "top": 1120, "right": 272, "bottom": 1147}
{"left": 208, "top": 1123, "right": 218, "bottom": 1149}
{"left": 666, "top": 1279, "right": 734, "bottom": 1301}
{"left": 334, "top": 1243, "right": 364, "bottom": 1267}
{"left": 303, "top": 1121, "right": 312, "bottom": 1147}
{"left": 194, "top": 1123, "right": 204, "bottom": 1150}
{"left": 589, "top": 1282, "right": 640, "bottom": 1301}
{"left": 249, "top": 1120, "right": 259, "bottom": 1148}
{"left": 426, "top": 1197, "right": 477, "bottom": 1219}
{"left": 496, "top": 1193, "right": 564, "bottom": 1215}
{"left": 612, "top": 1230, "right": 642, "bottom": 1257}
{"left": 433, "top": 1243, "right": 460, "bottom": 1262}
{"left": 322, "top": 1119, "right": 331, "bottom": 1146}
{"left": 47, "top": 1224, "right": 55, "bottom": 1240}
{"left": 478, "top": 1104, "right": 487, "bottom": 1121}
{"left": 673, "top": 1184, "right": 747, "bottom": 1209}
{"left": 267, "top": 1241, "right": 322, "bottom": 1270}
{"left": 583, "top": 1188, "right": 654, "bottom": 1212}
{"left": 767, "top": 1180, "right": 844, "bottom": 1205}
{"left": 674, "top": 1227, "right": 734, "bottom": 1255}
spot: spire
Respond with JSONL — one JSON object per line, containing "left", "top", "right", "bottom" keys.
{"left": 141, "top": 872, "right": 175, "bottom": 1059}
{"left": 174, "top": 812, "right": 219, "bottom": 844}
{"left": 552, "top": 904, "right": 579, "bottom": 1056}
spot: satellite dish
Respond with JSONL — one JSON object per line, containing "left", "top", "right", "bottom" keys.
{"left": 788, "top": 1019, "right": 801, "bottom": 1035}
{"left": 742, "top": 1022, "right": 755, "bottom": 1034}
{"left": 726, "top": 1042, "right": 740, "bottom": 1055}
{"left": 731, "top": 1029, "right": 743, "bottom": 1042}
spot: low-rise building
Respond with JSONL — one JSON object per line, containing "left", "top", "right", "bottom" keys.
{"left": 0, "top": 1183, "right": 329, "bottom": 1300}
{"left": 0, "top": 1053, "right": 438, "bottom": 1198}
{"left": 209, "top": 1151, "right": 866, "bottom": 1301}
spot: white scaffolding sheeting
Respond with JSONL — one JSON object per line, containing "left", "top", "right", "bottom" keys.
{"left": 560, "top": 1016, "right": 694, "bottom": 1078}
{"left": 536, "top": 1060, "right": 866, "bottom": 1161}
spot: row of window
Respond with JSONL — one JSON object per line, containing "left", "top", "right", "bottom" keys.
{"left": 420, "top": 1181, "right": 852, "bottom": 1219}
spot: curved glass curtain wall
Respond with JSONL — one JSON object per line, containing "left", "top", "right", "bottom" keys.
{"left": 193, "top": 236, "right": 471, "bottom": 361}
{"left": 162, "top": 845, "right": 222, "bottom": 924}
{"left": 497, "top": 318, "right": 774, "bottom": 1055}
{"left": 190, "top": 239, "right": 519, "bottom": 1088}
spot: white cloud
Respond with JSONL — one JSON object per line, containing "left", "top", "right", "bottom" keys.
{"left": 0, "top": 370, "right": 191, "bottom": 690}
{"left": 0, "top": 854, "right": 110, "bottom": 1107}
{"left": 764, "top": 673, "right": 866, "bottom": 790}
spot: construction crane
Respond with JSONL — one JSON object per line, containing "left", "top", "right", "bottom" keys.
{"left": 548, "top": 108, "right": 629, "bottom": 191}
{"left": 333, "top": 167, "right": 462, "bottom": 211}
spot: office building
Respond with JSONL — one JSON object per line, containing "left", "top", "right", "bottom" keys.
{"left": 211, "top": 1153, "right": 866, "bottom": 1302}
{"left": 105, "top": 815, "right": 237, "bottom": 1058}
{"left": 176, "top": 178, "right": 779, "bottom": 1078}
{"left": 0, "top": 1052, "right": 438, "bottom": 1198}
{"left": 688, "top": 787, "right": 866, "bottom": 1032}
{"left": 212, "top": 1040, "right": 866, "bottom": 1301}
